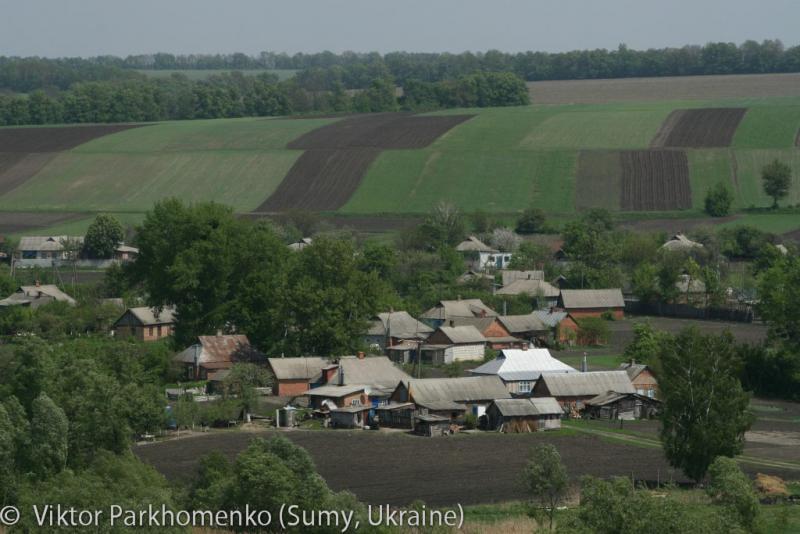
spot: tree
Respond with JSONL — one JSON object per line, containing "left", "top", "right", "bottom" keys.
{"left": 704, "top": 182, "right": 734, "bottom": 217}
{"left": 757, "top": 256, "right": 800, "bottom": 347}
{"left": 520, "top": 444, "right": 568, "bottom": 531}
{"left": 515, "top": 207, "right": 547, "bottom": 235}
{"left": 657, "top": 328, "right": 753, "bottom": 482}
{"left": 83, "top": 213, "right": 124, "bottom": 259}
{"left": 508, "top": 242, "right": 552, "bottom": 271}
{"left": 623, "top": 322, "right": 670, "bottom": 365}
{"left": 761, "top": 159, "right": 792, "bottom": 208}
{"left": 489, "top": 228, "right": 521, "bottom": 252}
{"left": 707, "top": 456, "right": 762, "bottom": 532}
{"left": 415, "top": 201, "right": 466, "bottom": 249}
{"left": 28, "top": 394, "right": 69, "bottom": 479}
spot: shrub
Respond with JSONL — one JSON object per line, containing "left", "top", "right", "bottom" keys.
{"left": 516, "top": 207, "right": 546, "bottom": 234}
{"left": 704, "top": 182, "right": 734, "bottom": 217}
{"left": 463, "top": 413, "right": 477, "bottom": 429}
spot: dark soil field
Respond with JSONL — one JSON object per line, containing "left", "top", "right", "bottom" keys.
{"left": 0, "top": 152, "right": 58, "bottom": 195}
{"left": 527, "top": 73, "right": 800, "bottom": 104}
{"left": 575, "top": 151, "right": 621, "bottom": 210}
{"left": 257, "top": 113, "right": 473, "bottom": 212}
{"left": 651, "top": 108, "right": 747, "bottom": 148}
{"left": 620, "top": 150, "right": 691, "bottom": 210}
{"left": 0, "top": 211, "right": 87, "bottom": 234}
{"left": 0, "top": 124, "right": 144, "bottom": 152}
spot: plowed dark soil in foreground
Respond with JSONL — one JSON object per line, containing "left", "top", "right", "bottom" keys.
{"left": 621, "top": 150, "right": 691, "bottom": 210}
{"left": 257, "top": 113, "right": 473, "bottom": 212}
{"left": 651, "top": 108, "right": 747, "bottom": 148}
{"left": 0, "top": 124, "right": 144, "bottom": 152}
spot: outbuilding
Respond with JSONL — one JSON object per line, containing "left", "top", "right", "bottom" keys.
{"left": 485, "top": 397, "right": 563, "bottom": 432}
{"left": 532, "top": 371, "right": 635, "bottom": 414}
{"left": 583, "top": 391, "right": 661, "bottom": 420}
{"left": 558, "top": 289, "right": 625, "bottom": 319}
{"left": 414, "top": 414, "right": 451, "bottom": 437}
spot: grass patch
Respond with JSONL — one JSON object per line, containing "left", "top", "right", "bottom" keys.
{"left": 733, "top": 105, "right": 800, "bottom": 148}
{"left": 719, "top": 212, "right": 800, "bottom": 234}
{"left": 556, "top": 353, "right": 622, "bottom": 370}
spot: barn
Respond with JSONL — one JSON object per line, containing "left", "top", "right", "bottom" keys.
{"left": 485, "top": 397, "right": 563, "bottom": 432}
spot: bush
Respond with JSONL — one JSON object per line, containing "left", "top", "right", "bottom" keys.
{"left": 577, "top": 317, "right": 610, "bottom": 345}
{"left": 704, "top": 182, "right": 734, "bottom": 217}
{"left": 707, "top": 457, "right": 762, "bottom": 532}
{"left": 516, "top": 207, "right": 546, "bottom": 234}
{"left": 463, "top": 413, "right": 477, "bottom": 429}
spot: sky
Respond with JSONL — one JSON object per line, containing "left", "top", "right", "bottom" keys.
{"left": 1, "top": 0, "right": 798, "bottom": 57}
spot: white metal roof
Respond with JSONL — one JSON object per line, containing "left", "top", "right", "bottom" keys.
{"left": 469, "top": 348, "right": 577, "bottom": 381}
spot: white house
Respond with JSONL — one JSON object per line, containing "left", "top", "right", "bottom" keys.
{"left": 456, "top": 236, "right": 513, "bottom": 271}
{"left": 469, "top": 348, "right": 577, "bottom": 395}
{"left": 420, "top": 325, "right": 487, "bottom": 364}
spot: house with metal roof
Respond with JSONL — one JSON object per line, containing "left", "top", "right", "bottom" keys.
{"left": 532, "top": 370, "right": 635, "bottom": 413}
{"left": 325, "top": 355, "right": 412, "bottom": 401}
{"left": 113, "top": 306, "right": 176, "bottom": 342}
{"left": 619, "top": 360, "right": 658, "bottom": 398}
{"left": 500, "top": 270, "right": 545, "bottom": 286}
{"left": 455, "top": 236, "right": 512, "bottom": 271}
{"left": 498, "top": 313, "right": 550, "bottom": 345}
{"left": 469, "top": 348, "right": 577, "bottom": 395}
{"left": 365, "top": 311, "right": 433, "bottom": 354}
{"left": 485, "top": 397, "right": 563, "bottom": 432}
{"left": 420, "top": 298, "right": 498, "bottom": 328}
{"left": 420, "top": 325, "right": 487, "bottom": 364}
{"left": 661, "top": 233, "right": 703, "bottom": 252}
{"left": 558, "top": 288, "right": 625, "bottom": 319}
{"left": 0, "top": 284, "right": 76, "bottom": 308}
{"left": 175, "top": 335, "right": 264, "bottom": 381}
{"left": 497, "top": 278, "right": 560, "bottom": 306}
{"left": 391, "top": 376, "right": 511, "bottom": 420}
{"left": 267, "top": 356, "right": 330, "bottom": 396}
{"left": 448, "top": 317, "right": 526, "bottom": 349}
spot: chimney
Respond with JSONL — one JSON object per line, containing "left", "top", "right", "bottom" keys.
{"left": 503, "top": 301, "right": 507, "bottom": 316}
{"left": 357, "top": 351, "right": 365, "bottom": 360}
{"left": 35, "top": 279, "right": 41, "bottom": 287}
{"left": 449, "top": 320, "right": 454, "bottom": 328}
{"left": 216, "top": 329, "right": 223, "bottom": 337}
{"left": 338, "top": 366, "right": 345, "bottom": 386}
{"left": 581, "top": 353, "right": 588, "bottom": 373}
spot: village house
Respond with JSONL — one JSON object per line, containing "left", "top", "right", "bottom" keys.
{"left": 449, "top": 317, "right": 525, "bottom": 349}
{"left": 16, "top": 235, "right": 83, "bottom": 265}
{"left": 619, "top": 360, "right": 659, "bottom": 398}
{"left": 365, "top": 311, "right": 433, "bottom": 356}
{"left": 469, "top": 348, "right": 577, "bottom": 395}
{"left": 661, "top": 233, "right": 703, "bottom": 253}
{"left": 531, "top": 370, "right": 636, "bottom": 415}
{"left": 496, "top": 278, "right": 560, "bottom": 307}
{"left": 533, "top": 309, "right": 580, "bottom": 345}
{"left": 420, "top": 298, "right": 498, "bottom": 328}
{"left": 498, "top": 313, "right": 550, "bottom": 346}
{"left": 0, "top": 283, "right": 76, "bottom": 308}
{"left": 558, "top": 288, "right": 625, "bottom": 319}
{"left": 267, "top": 356, "right": 330, "bottom": 396}
{"left": 583, "top": 391, "right": 661, "bottom": 420}
{"left": 455, "top": 236, "right": 512, "bottom": 271}
{"left": 501, "top": 270, "right": 544, "bottom": 286}
{"left": 113, "top": 306, "right": 176, "bottom": 341}
{"left": 323, "top": 354, "right": 412, "bottom": 406}
{"left": 674, "top": 274, "right": 707, "bottom": 305}
{"left": 390, "top": 376, "right": 511, "bottom": 421}
{"left": 175, "top": 334, "right": 264, "bottom": 381}
{"left": 484, "top": 397, "right": 563, "bottom": 432}
{"left": 113, "top": 244, "right": 139, "bottom": 262}
{"left": 420, "top": 325, "right": 487, "bottom": 364}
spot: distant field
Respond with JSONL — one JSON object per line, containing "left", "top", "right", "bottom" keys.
{"left": 136, "top": 69, "right": 297, "bottom": 81}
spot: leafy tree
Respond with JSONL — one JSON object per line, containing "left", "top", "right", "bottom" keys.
{"left": 520, "top": 444, "right": 568, "bottom": 532}
{"left": 28, "top": 394, "right": 69, "bottom": 479}
{"left": 657, "top": 328, "right": 753, "bottom": 482}
{"left": 470, "top": 209, "right": 493, "bottom": 233}
{"left": 515, "top": 207, "right": 546, "bottom": 234}
{"left": 757, "top": 256, "right": 800, "bottom": 347}
{"left": 707, "top": 456, "right": 762, "bottom": 532}
{"left": 508, "top": 242, "right": 552, "bottom": 272}
{"left": 623, "top": 322, "right": 670, "bottom": 365}
{"left": 631, "top": 262, "right": 661, "bottom": 303}
{"left": 761, "top": 159, "right": 792, "bottom": 208}
{"left": 704, "top": 182, "right": 734, "bottom": 217}
{"left": 0, "top": 404, "right": 17, "bottom": 505}
{"left": 489, "top": 227, "right": 521, "bottom": 252}
{"left": 739, "top": 344, "right": 800, "bottom": 401}
{"left": 83, "top": 213, "right": 125, "bottom": 259}
{"left": 577, "top": 317, "right": 610, "bottom": 345}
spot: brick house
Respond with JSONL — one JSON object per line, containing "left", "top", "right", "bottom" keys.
{"left": 113, "top": 306, "right": 176, "bottom": 342}
{"left": 558, "top": 289, "right": 625, "bottom": 319}
{"left": 619, "top": 360, "right": 659, "bottom": 398}
{"left": 449, "top": 317, "right": 526, "bottom": 349}
{"left": 175, "top": 334, "right": 264, "bottom": 381}
{"left": 267, "top": 356, "right": 330, "bottom": 397}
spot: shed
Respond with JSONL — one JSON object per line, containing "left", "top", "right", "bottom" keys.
{"left": 414, "top": 414, "right": 451, "bottom": 437}
{"left": 532, "top": 371, "right": 635, "bottom": 412}
{"left": 583, "top": 391, "right": 661, "bottom": 420}
{"left": 485, "top": 397, "right": 563, "bottom": 432}
{"left": 391, "top": 376, "right": 511, "bottom": 420}
{"left": 330, "top": 405, "right": 371, "bottom": 429}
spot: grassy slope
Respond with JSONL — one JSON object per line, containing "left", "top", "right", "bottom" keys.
{"left": 0, "top": 118, "right": 335, "bottom": 212}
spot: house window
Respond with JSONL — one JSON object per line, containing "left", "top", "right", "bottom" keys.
{"left": 519, "top": 381, "right": 532, "bottom": 393}
{"left": 157, "top": 326, "right": 162, "bottom": 337}
{"left": 148, "top": 326, "right": 154, "bottom": 336}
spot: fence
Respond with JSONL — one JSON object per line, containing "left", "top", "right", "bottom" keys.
{"left": 625, "top": 300, "right": 754, "bottom": 323}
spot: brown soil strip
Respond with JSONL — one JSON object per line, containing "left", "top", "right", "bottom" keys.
{"left": 649, "top": 110, "right": 686, "bottom": 148}
{"left": 0, "top": 152, "right": 58, "bottom": 195}
{"left": 575, "top": 151, "right": 622, "bottom": 210}
{"left": 0, "top": 211, "right": 87, "bottom": 235}
{"left": 0, "top": 124, "right": 145, "bottom": 152}
{"left": 652, "top": 108, "right": 747, "bottom": 148}
{"left": 620, "top": 150, "right": 691, "bottom": 211}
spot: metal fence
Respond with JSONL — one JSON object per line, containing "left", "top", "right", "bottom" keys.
{"left": 625, "top": 300, "right": 755, "bottom": 323}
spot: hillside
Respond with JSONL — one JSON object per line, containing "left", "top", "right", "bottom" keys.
{"left": 1, "top": 73, "right": 800, "bottom": 236}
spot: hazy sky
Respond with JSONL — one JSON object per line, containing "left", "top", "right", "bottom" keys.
{"left": 2, "top": 0, "right": 798, "bottom": 57}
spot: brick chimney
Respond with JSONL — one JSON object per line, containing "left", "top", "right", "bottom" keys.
{"left": 357, "top": 351, "right": 365, "bottom": 360}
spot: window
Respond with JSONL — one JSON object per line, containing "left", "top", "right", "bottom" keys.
{"left": 157, "top": 326, "right": 162, "bottom": 337}
{"left": 148, "top": 326, "right": 154, "bottom": 336}
{"left": 519, "top": 381, "right": 531, "bottom": 393}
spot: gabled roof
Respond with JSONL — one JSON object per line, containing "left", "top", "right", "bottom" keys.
{"left": 661, "top": 233, "right": 703, "bottom": 252}
{"left": 585, "top": 390, "right": 660, "bottom": 407}
{"left": 420, "top": 299, "right": 498, "bottom": 321}
{"left": 533, "top": 309, "right": 569, "bottom": 328}
{"left": 537, "top": 371, "right": 635, "bottom": 397}
{"left": 0, "top": 285, "right": 76, "bottom": 306}
{"left": 405, "top": 376, "right": 511, "bottom": 409}
{"left": 449, "top": 316, "right": 501, "bottom": 334}
{"left": 175, "top": 335, "right": 262, "bottom": 366}
{"left": 490, "top": 397, "right": 562, "bottom": 417}
{"left": 501, "top": 270, "right": 544, "bottom": 286}
{"left": 268, "top": 356, "right": 330, "bottom": 381}
{"left": 497, "top": 279, "right": 560, "bottom": 297}
{"left": 18, "top": 235, "right": 83, "bottom": 252}
{"left": 328, "top": 356, "right": 411, "bottom": 389}
{"left": 498, "top": 314, "right": 548, "bottom": 334}
{"left": 675, "top": 274, "right": 706, "bottom": 294}
{"left": 618, "top": 361, "right": 650, "bottom": 381}
{"left": 457, "top": 270, "right": 495, "bottom": 284}
{"left": 288, "top": 237, "right": 313, "bottom": 251}
{"left": 559, "top": 289, "right": 624, "bottom": 309}
{"left": 433, "top": 325, "right": 487, "bottom": 344}
{"left": 118, "top": 306, "right": 176, "bottom": 326}
{"left": 305, "top": 384, "right": 366, "bottom": 397}
{"left": 455, "top": 236, "right": 497, "bottom": 253}
{"left": 470, "top": 349, "right": 577, "bottom": 381}
{"left": 367, "top": 311, "right": 433, "bottom": 339}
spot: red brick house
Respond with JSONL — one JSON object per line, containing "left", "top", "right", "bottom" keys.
{"left": 619, "top": 361, "right": 659, "bottom": 398}
{"left": 175, "top": 335, "right": 264, "bottom": 381}
{"left": 267, "top": 356, "right": 329, "bottom": 397}
{"left": 449, "top": 317, "right": 526, "bottom": 349}
{"left": 113, "top": 306, "right": 176, "bottom": 342}
{"left": 558, "top": 289, "right": 625, "bottom": 319}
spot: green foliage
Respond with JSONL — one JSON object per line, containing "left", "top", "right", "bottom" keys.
{"left": 656, "top": 328, "right": 754, "bottom": 482}
{"left": 719, "top": 226, "right": 773, "bottom": 260}
{"left": 508, "top": 242, "right": 552, "bottom": 272}
{"left": 83, "top": 213, "right": 124, "bottom": 259}
{"left": 762, "top": 159, "right": 793, "bottom": 208}
{"left": 520, "top": 444, "right": 568, "bottom": 532}
{"left": 707, "top": 457, "right": 762, "bottom": 532}
{"left": 624, "top": 322, "right": 671, "bottom": 365}
{"left": 28, "top": 394, "right": 69, "bottom": 479}
{"left": 705, "top": 182, "right": 735, "bottom": 217}
{"left": 757, "top": 255, "right": 800, "bottom": 348}
{"left": 577, "top": 317, "right": 610, "bottom": 346}
{"left": 463, "top": 413, "right": 477, "bottom": 430}
{"left": 515, "top": 207, "right": 547, "bottom": 234}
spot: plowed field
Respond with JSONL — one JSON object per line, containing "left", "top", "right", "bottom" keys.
{"left": 0, "top": 124, "right": 144, "bottom": 152}
{"left": 652, "top": 108, "right": 747, "bottom": 148}
{"left": 621, "top": 150, "right": 691, "bottom": 210}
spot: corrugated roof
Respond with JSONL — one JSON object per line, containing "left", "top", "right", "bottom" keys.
{"left": 18, "top": 235, "right": 83, "bottom": 252}
{"left": 0, "top": 285, "right": 77, "bottom": 307}
{"left": 268, "top": 357, "right": 330, "bottom": 381}
{"left": 435, "top": 325, "right": 487, "bottom": 344}
{"left": 449, "top": 316, "right": 499, "bottom": 333}
{"left": 498, "top": 314, "right": 548, "bottom": 334}
{"left": 407, "top": 376, "right": 511, "bottom": 408}
{"left": 328, "top": 356, "right": 411, "bottom": 389}
{"left": 126, "top": 306, "right": 176, "bottom": 326}
{"left": 584, "top": 391, "right": 630, "bottom": 406}
{"left": 175, "top": 335, "right": 261, "bottom": 366}
{"left": 661, "top": 234, "right": 703, "bottom": 251}
{"left": 533, "top": 309, "right": 568, "bottom": 328}
{"left": 537, "top": 371, "right": 635, "bottom": 397}
{"left": 455, "top": 236, "right": 497, "bottom": 253}
{"left": 420, "top": 299, "right": 498, "bottom": 321}
{"left": 470, "top": 349, "right": 577, "bottom": 381}
{"left": 559, "top": 289, "right": 624, "bottom": 309}
{"left": 368, "top": 311, "right": 433, "bottom": 339}
{"left": 501, "top": 270, "right": 545, "bottom": 286}
{"left": 306, "top": 384, "right": 366, "bottom": 397}
{"left": 491, "top": 397, "right": 562, "bottom": 417}
{"left": 619, "top": 362, "right": 649, "bottom": 381}
{"left": 497, "top": 279, "right": 560, "bottom": 297}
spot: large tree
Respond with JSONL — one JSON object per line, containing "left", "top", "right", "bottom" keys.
{"left": 521, "top": 444, "right": 568, "bottom": 532}
{"left": 761, "top": 159, "right": 792, "bottom": 208}
{"left": 657, "top": 328, "right": 753, "bottom": 482}
{"left": 83, "top": 213, "right": 124, "bottom": 259}
{"left": 757, "top": 255, "right": 800, "bottom": 347}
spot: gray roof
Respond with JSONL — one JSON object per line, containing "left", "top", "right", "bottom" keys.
{"left": 328, "top": 356, "right": 411, "bottom": 389}
{"left": 584, "top": 391, "right": 631, "bottom": 406}
{"left": 406, "top": 376, "right": 511, "bottom": 408}
{"left": 618, "top": 362, "right": 650, "bottom": 381}
{"left": 288, "top": 237, "right": 313, "bottom": 251}
{"left": 434, "top": 325, "right": 487, "bottom": 344}
{"left": 448, "top": 316, "right": 499, "bottom": 333}
{"left": 367, "top": 311, "right": 433, "bottom": 339}
{"left": 533, "top": 309, "right": 569, "bottom": 328}
{"left": 675, "top": 274, "right": 706, "bottom": 294}
{"left": 498, "top": 314, "right": 549, "bottom": 334}
{"left": 559, "top": 289, "right": 625, "bottom": 309}
{"left": 456, "top": 236, "right": 497, "bottom": 253}
{"left": 0, "top": 284, "right": 76, "bottom": 307}
{"left": 17, "top": 235, "right": 83, "bottom": 252}
{"left": 537, "top": 371, "right": 635, "bottom": 397}
{"left": 123, "top": 306, "right": 176, "bottom": 326}
{"left": 501, "top": 270, "right": 545, "bottom": 286}
{"left": 491, "top": 397, "right": 562, "bottom": 417}
{"left": 661, "top": 234, "right": 703, "bottom": 252}
{"left": 175, "top": 335, "right": 260, "bottom": 366}
{"left": 420, "top": 299, "right": 498, "bottom": 321}
{"left": 268, "top": 357, "right": 330, "bottom": 381}
{"left": 497, "top": 279, "right": 560, "bottom": 297}
{"left": 305, "top": 384, "right": 366, "bottom": 397}
{"left": 470, "top": 349, "right": 576, "bottom": 381}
